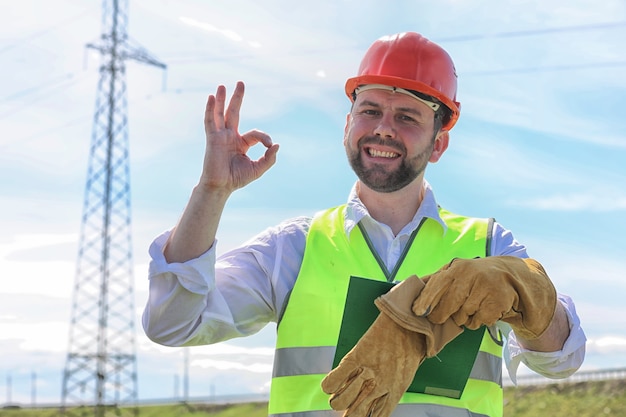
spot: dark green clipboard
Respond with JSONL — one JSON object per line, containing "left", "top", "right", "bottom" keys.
{"left": 333, "top": 276, "right": 485, "bottom": 399}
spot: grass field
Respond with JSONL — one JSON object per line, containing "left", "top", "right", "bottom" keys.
{"left": 503, "top": 379, "right": 626, "bottom": 416}
{"left": 1, "top": 379, "right": 624, "bottom": 417}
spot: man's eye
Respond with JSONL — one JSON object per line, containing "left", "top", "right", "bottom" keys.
{"left": 398, "top": 114, "right": 416, "bottom": 123}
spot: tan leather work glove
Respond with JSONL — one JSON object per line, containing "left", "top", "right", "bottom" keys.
{"left": 321, "top": 276, "right": 463, "bottom": 417}
{"left": 412, "top": 256, "right": 557, "bottom": 340}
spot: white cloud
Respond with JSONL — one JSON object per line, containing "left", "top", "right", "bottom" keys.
{"left": 507, "top": 190, "right": 626, "bottom": 211}
{"left": 538, "top": 248, "right": 626, "bottom": 288}
{"left": 188, "top": 343, "right": 275, "bottom": 357}
{"left": 574, "top": 302, "right": 626, "bottom": 328}
{"left": 0, "top": 260, "right": 74, "bottom": 297}
{"left": 192, "top": 358, "right": 272, "bottom": 373}
{"left": 0, "top": 321, "right": 69, "bottom": 353}
{"left": 0, "top": 233, "right": 77, "bottom": 256}
{"left": 178, "top": 17, "right": 245, "bottom": 43}
{"left": 586, "top": 335, "right": 626, "bottom": 354}
{"left": 447, "top": 133, "right": 575, "bottom": 188}
{"left": 444, "top": 129, "right": 626, "bottom": 214}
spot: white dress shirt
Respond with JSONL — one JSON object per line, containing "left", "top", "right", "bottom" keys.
{"left": 142, "top": 181, "right": 586, "bottom": 382}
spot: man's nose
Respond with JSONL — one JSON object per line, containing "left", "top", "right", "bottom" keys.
{"left": 373, "top": 113, "right": 396, "bottom": 138}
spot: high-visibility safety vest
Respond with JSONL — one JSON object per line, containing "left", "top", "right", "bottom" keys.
{"left": 269, "top": 205, "right": 504, "bottom": 417}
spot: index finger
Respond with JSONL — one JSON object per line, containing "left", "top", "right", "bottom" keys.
{"left": 241, "top": 129, "right": 274, "bottom": 148}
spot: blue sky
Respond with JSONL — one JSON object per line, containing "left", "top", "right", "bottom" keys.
{"left": 1, "top": 0, "right": 626, "bottom": 405}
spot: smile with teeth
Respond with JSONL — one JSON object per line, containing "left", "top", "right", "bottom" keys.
{"left": 368, "top": 148, "right": 399, "bottom": 158}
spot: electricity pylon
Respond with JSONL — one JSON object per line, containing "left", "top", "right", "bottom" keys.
{"left": 61, "top": 1, "right": 165, "bottom": 416}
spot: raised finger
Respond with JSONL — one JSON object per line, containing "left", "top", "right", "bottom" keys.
{"left": 204, "top": 94, "right": 217, "bottom": 133}
{"left": 214, "top": 84, "right": 227, "bottom": 130}
{"left": 204, "top": 86, "right": 227, "bottom": 133}
{"left": 225, "top": 81, "right": 245, "bottom": 131}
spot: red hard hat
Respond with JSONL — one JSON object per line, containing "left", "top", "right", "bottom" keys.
{"left": 345, "top": 32, "right": 461, "bottom": 130}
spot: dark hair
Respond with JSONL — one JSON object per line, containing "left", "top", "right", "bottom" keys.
{"left": 407, "top": 89, "right": 451, "bottom": 132}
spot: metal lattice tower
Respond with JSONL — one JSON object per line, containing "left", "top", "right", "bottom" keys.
{"left": 61, "top": 1, "right": 165, "bottom": 415}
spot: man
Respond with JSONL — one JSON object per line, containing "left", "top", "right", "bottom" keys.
{"left": 143, "top": 32, "right": 586, "bottom": 417}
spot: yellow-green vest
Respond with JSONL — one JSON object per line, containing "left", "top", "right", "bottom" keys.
{"left": 269, "top": 205, "right": 504, "bottom": 417}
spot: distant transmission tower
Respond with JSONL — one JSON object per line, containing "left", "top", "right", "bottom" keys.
{"left": 61, "top": 0, "right": 165, "bottom": 416}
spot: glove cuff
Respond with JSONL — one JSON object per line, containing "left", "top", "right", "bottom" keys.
{"left": 506, "top": 258, "right": 558, "bottom": 339}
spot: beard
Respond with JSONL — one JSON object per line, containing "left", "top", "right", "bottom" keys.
{"left": 346, "top": 136, "right": 433, "bottom": 193}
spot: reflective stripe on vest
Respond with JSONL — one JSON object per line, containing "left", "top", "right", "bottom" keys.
{"left": 269, "top": 205, "right": 503, "bottom": 417}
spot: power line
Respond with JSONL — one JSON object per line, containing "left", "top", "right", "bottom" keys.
{"left": 1, "top": 73, "right": 77, "bottom": 102}
{"left": 463, "top": 60, "right": 626, "bottom": 77}
{"left": 0, "top": 114, "right": 91, "bottom": 151}
{"left": 0, "top": 8, "right": 94, "bottom": 55}
{"left": 4, "top": 15, "right": 624, "bottom": 128}
{"left": 156, "top": 20, "right": 626, "bottom": 65}
{"left": 0, "top": 73, "right": 89, "bottom": 121}
{"left": 436, "top": 21, "right": 626, "bottom": 43}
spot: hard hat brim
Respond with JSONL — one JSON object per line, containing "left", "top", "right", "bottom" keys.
{"left": 345, "top": 74, "right": 460, "bottom": 130}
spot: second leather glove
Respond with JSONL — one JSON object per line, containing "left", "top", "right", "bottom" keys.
{"left": 412, "top": 256, "right": 557, "bottom": 340}
{"left": 321, "top": 276, "right": 463, "bottom": 417}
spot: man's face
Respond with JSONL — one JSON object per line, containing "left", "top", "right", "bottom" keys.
{"left": 344, "top": 88, "right": 447, "bottom": 193}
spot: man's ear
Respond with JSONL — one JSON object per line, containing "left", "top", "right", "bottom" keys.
{"left": 429, "top": 130, "right": 449, "bottom": 163}
{"left": 343, "top": 113, "right": 351, "bottom": 144}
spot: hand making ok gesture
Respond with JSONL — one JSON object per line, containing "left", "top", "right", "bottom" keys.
{"left": 200, "top": 81, "right": 279, "bottom": 194}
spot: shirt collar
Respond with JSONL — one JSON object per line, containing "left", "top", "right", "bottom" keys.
{"left": 344, "top": 180, "right": 448, "bottom": 237}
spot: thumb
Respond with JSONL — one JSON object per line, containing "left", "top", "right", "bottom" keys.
{"left": 252, "top": 143, "right": 279, "bottom": 178}
{"left": 263, "top": 143, "right": 280, "bottom": 167}
{"left": 411, "top": 275, "right": 432, "bottom": 316}
{"left": 412, "top": 299, "right": 431, "bottom": 317}
{"left": 411, "top": 269, "right": 455, "bottom": 317}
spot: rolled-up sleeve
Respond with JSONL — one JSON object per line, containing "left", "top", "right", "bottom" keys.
{"left": 141, "top": 218, "right": 308, "bottom": 348}
{"left": 491, "top": 222, "right": 587, "bottom": 383}
{"left": 147, "top": 231, "right": 215, "bottom": 294}
{"left": 504, "top": 293, "right": 586, "bottom": 383}
{"left": 141, "top": 230, "right": 274, "bottom": 347}
{"left": 142, "top": 231, "right": 223, "bottom": 346}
